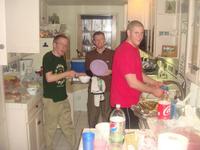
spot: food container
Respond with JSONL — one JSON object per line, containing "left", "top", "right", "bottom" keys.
{"left": 79, "top": 75, "right": 91, "bottom": 83}
{"left": 71, "top": 59, "right": 85, "bottom": 72}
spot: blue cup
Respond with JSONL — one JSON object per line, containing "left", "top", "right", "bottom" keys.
{"left": 82, "top": 131, "right": 95, "bottom": 150}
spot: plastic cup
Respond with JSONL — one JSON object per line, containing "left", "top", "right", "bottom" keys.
{"left": 95, "top": 122, "right": 110, "bottom": 142}
{"left": 82, "top": 131, "right": 95, "bottom": 150}
{"left": 94, "top": 139, "right": 107, "bottom": 150}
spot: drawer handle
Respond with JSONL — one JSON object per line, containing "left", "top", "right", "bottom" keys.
{"left": 35, "top": 105, "right": 39, "bottom": 108}
{"left": 37, "top": 120, "right": 41, "bottom": 125}
{"left": 0, "top": 44, "right": 5, "bottom": 49}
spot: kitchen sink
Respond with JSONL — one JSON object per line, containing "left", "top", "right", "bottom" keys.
{"left": 141, "top": 74, "right": 182, "bottom": 100}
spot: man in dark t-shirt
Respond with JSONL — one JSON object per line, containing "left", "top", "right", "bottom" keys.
{"left": 43, "top": 34, "right": 79, "bottom": 150}
{"left": 85, "top": 31, "right": 114, "bottom": 128}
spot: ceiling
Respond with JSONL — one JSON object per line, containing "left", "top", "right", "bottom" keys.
{"left": 47, "top": 0, "right": 128, "bottom": 5}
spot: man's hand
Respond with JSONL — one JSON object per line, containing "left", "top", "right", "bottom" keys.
{"left": 151, "top": 87, "right": 164, "bottom": 98}
{"left": 103, "top": 69, "right": 112, "bottom": 76}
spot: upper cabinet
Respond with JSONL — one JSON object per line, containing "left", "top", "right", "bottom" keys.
{"left": 0, "top": 0, "right": 8, "bottom": 65}
{"left": 5, "top": 0, "right": 40, "bottom": 53}
{"left": 185, "top": 0, "right": 200, "bottom": 85}
{"left": 153, "top": 0, "right": 179, "bottom": 57}
{"left": 40, "top": 0, "right": 48, "bottom": 25}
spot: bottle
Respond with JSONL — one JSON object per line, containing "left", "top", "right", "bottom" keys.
{"left": 157, "top": 90, "right": 171, "bottom": 120}
{"left": 110, "top": 104, "right": 126, "bottom": 144}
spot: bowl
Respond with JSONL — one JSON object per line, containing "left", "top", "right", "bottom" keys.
{"left": 27, "top": 87, "right": 38, "bottom": 95}
{"left": 78, "top": 75, "right": 91, "bottom": 83}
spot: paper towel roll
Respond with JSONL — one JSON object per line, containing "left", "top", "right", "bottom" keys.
{"left": 158, "top": 132, "right": 188, "bottom": 150}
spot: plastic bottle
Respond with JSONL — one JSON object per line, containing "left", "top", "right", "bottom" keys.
{"left": 110, "top": 104, "right": 126, "bottom": 144}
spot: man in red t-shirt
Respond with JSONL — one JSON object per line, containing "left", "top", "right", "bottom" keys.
{"left": 111, "top": 20, "right": 164, "bottom": 128}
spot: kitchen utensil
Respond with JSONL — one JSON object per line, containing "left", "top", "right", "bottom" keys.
{"left": 90, "top": 59, "right": 108, "bottom": 76}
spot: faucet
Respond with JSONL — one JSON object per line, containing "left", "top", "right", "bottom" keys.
{"left": 163, "top": 78, "right": 186, "bottom": 100}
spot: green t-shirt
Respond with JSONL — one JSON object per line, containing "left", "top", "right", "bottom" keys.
{"left": 42, "top": 51, "right": 67, "bottom": 102}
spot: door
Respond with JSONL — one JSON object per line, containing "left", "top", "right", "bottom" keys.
{"left": 0, "top": 0, "right": 7, "bottom": 65}
{"left": 0, "top": 66, "right": 8, "bottom": 149}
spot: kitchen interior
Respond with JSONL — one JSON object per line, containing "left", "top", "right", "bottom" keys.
{"left": 0, "top": 0, "right": 200, "bottom": 149}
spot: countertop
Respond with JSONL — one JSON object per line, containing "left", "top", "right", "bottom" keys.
{"left": 66, "top": 80, "right": 88, "bottom": 93}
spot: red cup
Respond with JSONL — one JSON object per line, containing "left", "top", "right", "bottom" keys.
{"left": 157, "top": 100, "right": 171, "bottom": 119}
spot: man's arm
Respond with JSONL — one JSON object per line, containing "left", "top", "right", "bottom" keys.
{"left": 125, "top": 73, "right": 163, "bottom": 97}
{"left": 142, "top": 73, "right": 163, "bottom": 87}
{"left": 46, "top": 70, "right": 76, "bottom": 83}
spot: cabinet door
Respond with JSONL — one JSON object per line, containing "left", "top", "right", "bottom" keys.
{"left": 0, "top": 67, "right": 8, "bottom": 150}
{"left": 185, "top": 0, "right": 200, "bottom": 84}
{"left": 5, "top": 0, "right": 40, "bottom": 53}
{"left": 0, "top": 0, "right": 7, "bottom": 65}
{"left": 40, "top": 0, "right": 47, "bottom": 25}
{"left": 28, "top": 115, "right": 37, "bottom": 150}
{"left": 36, "top": 109, "right": 45, "bottom": 150}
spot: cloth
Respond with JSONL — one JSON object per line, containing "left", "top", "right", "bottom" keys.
{"left": 85, "top": 48, "right": 114, "bottom": 91}
{"left": 111, "top": 41, "right": 143, "bottom": 108}
{"left": 43, "top": 98, "right": 76, "bottom": 150}
{"left": 43, "top": 51, "right": 67, "bottom": 102}
{"left": 87, "top": 91, "right": 111, "bottom": 128}
{"left": 91, "top": 76, "right": 106, "bottom": 107}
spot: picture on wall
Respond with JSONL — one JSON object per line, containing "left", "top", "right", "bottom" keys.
{"left": 165, "top": 1, "right": 176, "bottom": 14}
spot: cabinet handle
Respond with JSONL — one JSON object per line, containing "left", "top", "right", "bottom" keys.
{"left": 0, "top": 44, "right": 5, "bottom": 49}
{"left": 35, "top": 105, "right": 39, "bottom": 108}
{"left": 37, "top": 120, "right": 41, "bottom": 125}
{"left": 188, "top": 63, "right": 200, "bottom": 71}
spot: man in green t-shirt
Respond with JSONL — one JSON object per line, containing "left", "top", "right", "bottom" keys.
{"left": 43, "top": 34, "right": 78, "bottom": 150}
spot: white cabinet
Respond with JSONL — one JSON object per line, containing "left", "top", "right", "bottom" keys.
{"left": 153, "top": 0, "right": 178, "bottom": 57}
{"left": 5, "top": 0, "right": 40, "bottom": 53}
{"left": 185, "top": 0, "right": 200, "bottom": 85}
{"left": 40, "top": 0, "right": 48, "bottom": 25}
{"left": 6, "top": 95, "right": 45, "bottom": 150}
{"left": 0, "top": 0, "right": 7, "bottom": 65}
{"left": 0, "top": 67, "right": 8, "bottom": 150}
{"left": 73, "top": 86, "right": 88, "bottom": 111}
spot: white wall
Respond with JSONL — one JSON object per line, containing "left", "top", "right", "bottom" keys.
{"left": 47, "top": 5, "right": 125, "bottom": 58}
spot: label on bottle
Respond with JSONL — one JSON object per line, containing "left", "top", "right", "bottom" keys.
{"left": 110, "top": 116, "right": 125, "bottom": 143}
{"left": 157, "top": 100, "right": 171, "bottom": 119}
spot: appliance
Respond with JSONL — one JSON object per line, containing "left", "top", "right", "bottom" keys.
{"left": 19, "top": 59, "right": 33, "bottom": 76}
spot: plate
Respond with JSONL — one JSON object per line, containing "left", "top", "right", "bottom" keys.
{"left": 90, "top": 59, "right": 108, "bottom": 76}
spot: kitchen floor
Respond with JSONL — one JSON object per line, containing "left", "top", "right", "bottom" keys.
{"left": 53, "top": 111, "right": 88, "bottom": 150}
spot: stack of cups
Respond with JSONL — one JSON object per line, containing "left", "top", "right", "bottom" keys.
{"left": 94, "top": 122, "right": 110, "bottom": 150}
{"left": 82, "top": 131, "right": 95, "bottom": 150}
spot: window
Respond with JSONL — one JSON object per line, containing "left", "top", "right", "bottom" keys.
{"left": 78, "top": 15, "right": 116, "bottom": 52}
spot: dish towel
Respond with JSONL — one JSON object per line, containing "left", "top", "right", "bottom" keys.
{"left": 91, "top": 76, "right": 106, "bottom": 107}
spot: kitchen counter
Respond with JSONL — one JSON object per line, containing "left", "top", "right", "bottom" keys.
{"left": 66, "top": 79, "right": 88, "bottom": 93}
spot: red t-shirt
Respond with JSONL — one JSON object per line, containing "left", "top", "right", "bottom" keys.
{"left": 110, "top": 41, "right": 143, "bottom": 108}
